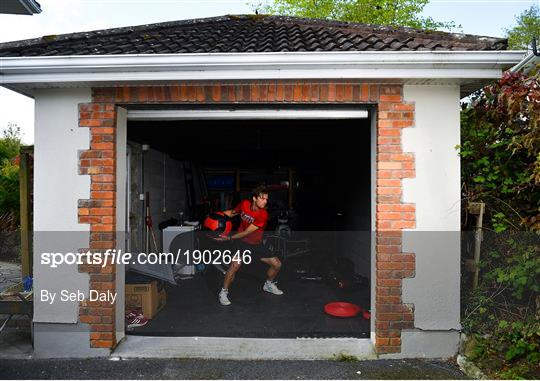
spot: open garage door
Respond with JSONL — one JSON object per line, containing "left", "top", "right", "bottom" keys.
{"left": 120, "top": 105, "right": 373, "bottom": 340}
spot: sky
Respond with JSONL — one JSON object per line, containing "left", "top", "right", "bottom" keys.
{"left": 0, "top": 0, "right": 537, "bottom": 144}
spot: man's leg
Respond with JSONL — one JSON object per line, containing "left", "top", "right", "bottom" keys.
{"left": 260, "top": 257, "right": 282, "bottom": 281}
{"left": 219, "top": 250, "right": 243, "bottom": 305}
{"left": 261, "top": 255, "right": 284, "bottom": 295}
{"left": 223, "top": 260, "right": 242, "bottom": 290}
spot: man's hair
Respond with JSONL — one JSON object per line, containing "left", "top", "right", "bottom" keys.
{"left": 251, "top": 183, "right": 268, "bottom": 199}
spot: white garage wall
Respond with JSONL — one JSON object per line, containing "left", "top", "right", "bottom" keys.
{"left": 33, "top": 88, "right": 91, "bottom": 322}
{"left": 33, "top": 88, "right": 108, "bottom": 357}
{"left": 127, "top": 142, "right": 187, "bottom": 254}
{"left": 393, "top": 84, "right": 462, "bottom": 358}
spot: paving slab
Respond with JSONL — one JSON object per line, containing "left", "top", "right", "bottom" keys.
{"left": 0, "top": 261, "right": 21, "bottom": 293}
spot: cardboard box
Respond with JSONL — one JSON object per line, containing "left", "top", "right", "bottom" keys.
{"left": 125, "top": 281, "right": 166, "bottom": 319}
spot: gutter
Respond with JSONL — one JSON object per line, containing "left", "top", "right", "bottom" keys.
{"left": 21, "top": 0, "right": 42, "bottom": 14}
{"left": 0, "top": 51, "right": 526, "bottom": 87}
{"left": 508, "top": 52, "right": 539, "bottom": 74}
{"left": 4, "top": 0, "right": 42, "bottom": 15}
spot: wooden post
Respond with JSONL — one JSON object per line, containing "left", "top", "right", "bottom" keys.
{"left": 19, "top": 146, "right": 33, "bottom": 279}
{"left": 467, "top": 202, "right": 485, "bottom": 290}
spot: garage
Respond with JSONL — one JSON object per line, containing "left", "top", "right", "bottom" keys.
{"left": 0, "top": 13, "right": 519, "bottom": 359}
{"left": 122, "top": 106, "right": 373, "bottom": 339}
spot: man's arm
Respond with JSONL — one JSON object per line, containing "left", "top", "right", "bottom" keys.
{"left": 222, "top": 209, "right": 238, "bottom": 218}
{"left": 228, "top": 224, "right": 258, "bottom": 241}
{"left": 214, "top": 223, "right": 258, "bottom": 241}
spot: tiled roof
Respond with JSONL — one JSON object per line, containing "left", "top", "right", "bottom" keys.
{"left": 0, "top": 14, "right": 508, "bottom": 57}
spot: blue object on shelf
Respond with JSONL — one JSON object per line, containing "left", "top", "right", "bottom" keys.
{"left": 207, "top": 176, "right": 235, "bottom": 189}
{"left": 23, "top": 276, "right": 33, "bottom": 292}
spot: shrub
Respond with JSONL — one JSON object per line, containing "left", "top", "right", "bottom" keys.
{"left": 459, "top": 69, "right": 540, "bottom": 379}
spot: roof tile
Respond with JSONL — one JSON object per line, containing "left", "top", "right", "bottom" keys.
{"left": 0, "top": 14, "right": 508, "bottom": 57}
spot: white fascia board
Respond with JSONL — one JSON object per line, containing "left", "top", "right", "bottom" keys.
{"left": 0, "top": 51, "right": 527, "bottom": 86}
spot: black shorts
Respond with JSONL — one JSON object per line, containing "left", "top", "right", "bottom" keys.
{"left": 198, "top": 236, "right": 278, "bottom": 264}
{"left": 233, "top": 240, "right": 275, "bottom": 261}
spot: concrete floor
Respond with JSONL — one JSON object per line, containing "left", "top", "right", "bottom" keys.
{"left": 129, "top": 256, "right": 370, "bottom": 338}
{"left": 0, "top": 328, "right": 33, "bottom": 359}
{"left": 0, "top": 358, "right": 469, "bottom": 379}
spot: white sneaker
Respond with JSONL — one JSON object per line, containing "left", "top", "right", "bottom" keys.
{"left": 263, "top": 280, "right": 284, "bottom": 295}
{"left": 218, "top": 288, "right": 231, "bottom": 305}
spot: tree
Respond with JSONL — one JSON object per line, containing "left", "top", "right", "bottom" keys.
{"left": 253, "top": 0, "right": 461, "bottom": 31}
{"left": 505, "top": 5, "right": 540, "bottom": 50}
{"left": 0, "top": 123, "right": 22, "bottom": 227}
{"left": 0, "top": 123, "right": 22, "bottom": 163}
{"left": 458, "top": 70, "right": 540, "bottom": 232}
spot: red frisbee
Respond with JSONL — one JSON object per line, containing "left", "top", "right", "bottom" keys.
{"left": 324, "top": 302, "right": 362, "bottom": 318}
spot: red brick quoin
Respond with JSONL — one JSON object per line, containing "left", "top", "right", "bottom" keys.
{"left": 77, "top": 81, "right": 416, "bottom": 353}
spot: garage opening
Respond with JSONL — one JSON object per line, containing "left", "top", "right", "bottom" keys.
{"left": 122, "top": 107, "right": 372, "bottom": 339}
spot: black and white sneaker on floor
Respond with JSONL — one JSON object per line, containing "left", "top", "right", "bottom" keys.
{"left": 218, "top": 288, "right": 231, "bottom": 305}
{"left": 263, "top": 280, "right": 284, "bottom": 295}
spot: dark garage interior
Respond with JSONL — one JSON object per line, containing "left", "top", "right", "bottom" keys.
{"left": 123, "top": 112, "right": 373, "bottom": 338}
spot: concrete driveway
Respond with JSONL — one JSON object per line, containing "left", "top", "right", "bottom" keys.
{"left": 0, "top": 358, "right": 468, "bottom": 379}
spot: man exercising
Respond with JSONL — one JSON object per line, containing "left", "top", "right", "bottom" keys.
{"left": 215, "top": 184, "right": 283, "bottom": 306}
